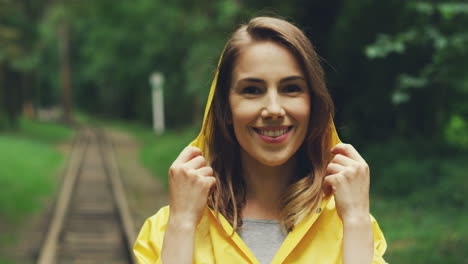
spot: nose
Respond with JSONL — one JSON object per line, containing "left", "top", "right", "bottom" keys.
{"left": 261, "top": 91, "right": 285, "bottom": 120}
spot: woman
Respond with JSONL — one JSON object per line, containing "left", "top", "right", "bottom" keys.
{"left": 134, "top": 17, "right": 387, "bottom": 264}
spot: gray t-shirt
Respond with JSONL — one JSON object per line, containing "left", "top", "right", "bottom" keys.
{"left": 237, "top": 218, "right": 288, "bottom": 264}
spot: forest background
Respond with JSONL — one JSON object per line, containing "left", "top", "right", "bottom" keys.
{"left": 1, "top": 0, "right": 467, "bottom": 263}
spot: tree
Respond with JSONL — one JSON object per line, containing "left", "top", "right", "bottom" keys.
{"left": 0, "top": 0, "right": 50, "bottom": 129}
{"left": 365, "top": 1, "right": 468, "bottom": 148}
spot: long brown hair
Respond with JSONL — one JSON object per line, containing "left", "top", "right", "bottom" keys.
{"left": 206, "top": 17, "right": 335, "bottom": 232}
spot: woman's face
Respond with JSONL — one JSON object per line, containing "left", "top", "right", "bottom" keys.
{"left": 229, "top": 41, "right": 310, "bottom": 167}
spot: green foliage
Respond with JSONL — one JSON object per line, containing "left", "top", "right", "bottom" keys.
{"left": 0, "top": 0, "right": 52, "bottom": 129}
{"left": 0, "top": 0, "right": 46, "bottom": 71}
{"left": 0, "top": 2, "right": 25, "bottom": 65}
{"left": 364, "top": 0, "right": 468, "bottom": 146}
{"left": 325, "top": 0, "right": 413, "bottom": 144}
{"left": 445, "top": 115, "right": 468, "bottom": 148}
{"left": 24, "top": 0, "right": 303, "bottom": 126}
{"left": 364, "top": 139, "right": 468, "bottom": 209}
{"left": 365, "top": 34, "right": 407, "bottom": 59}
{"left": 0, "top": 117, "right": 72, "bottom": 222}
{"left": 48, "top": 0, "right": 244, "bottom": 125}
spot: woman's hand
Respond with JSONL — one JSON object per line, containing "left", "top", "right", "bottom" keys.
{"left": 162, "top": 147, "right": 216, "bottom": 264}
{"left": 323, "top": 143, "right": 374, "bottom": 264}
{"left": 323, "top": 143, "right": 370, "bottom": 222}
{"left": 168, "top": 146, "right": 216, "bottom": 226}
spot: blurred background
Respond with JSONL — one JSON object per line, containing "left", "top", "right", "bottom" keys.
{"left": 1, "top": 0, "right": 467, "bottom": 263}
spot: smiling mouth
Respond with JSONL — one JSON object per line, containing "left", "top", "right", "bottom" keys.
{"left": 253, "top": 126, "right": 293, "bottom": 138}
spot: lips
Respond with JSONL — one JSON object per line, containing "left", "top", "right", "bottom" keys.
{"left": 253, "top": 126, "right": 293, "bottom": 138}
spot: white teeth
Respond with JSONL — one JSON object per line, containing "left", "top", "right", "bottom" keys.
{"left": 257, "top": 128, "right": 289, "bottom": 138}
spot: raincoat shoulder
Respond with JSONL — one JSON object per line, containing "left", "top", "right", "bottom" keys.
{"left": 133, "top": 200, "right": 388, "bottom": 264}
{"left": 133, "top": 206, "right": 217, "bottom": 264}
{"left": 133, "top": 206, "right": 168, "bottom": 264}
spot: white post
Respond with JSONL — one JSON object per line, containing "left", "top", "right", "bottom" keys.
{"left": 150, "top": 72, "right": 165, "bottom": 135}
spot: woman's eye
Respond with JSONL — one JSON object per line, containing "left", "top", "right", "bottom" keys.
{"left": 283, "top": 84, "right": 303, "bottom": 93}
{"left": 242, "top": 86, "right": 262, "bottom": 94}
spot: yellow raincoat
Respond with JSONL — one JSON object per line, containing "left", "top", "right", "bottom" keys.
{"left": 133, "top": 56, "right": 388, "bottom": 264}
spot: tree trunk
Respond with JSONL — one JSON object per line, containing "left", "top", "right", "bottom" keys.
{"left": 4, "top": 66, "right": 22, "bottom": 129}
{"left": 58, "top": 20, "right": 73, "bottom": 124}
{"left": 22, "top": 72, "right": 35, "bottom": 119}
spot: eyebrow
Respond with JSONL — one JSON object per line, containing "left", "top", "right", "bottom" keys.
{"left": 238, "top": 76, "right": 305, "bottom": 84}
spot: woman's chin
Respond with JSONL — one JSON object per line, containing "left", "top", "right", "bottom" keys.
{"left": 256, "top": 153, "right": 295, "bottom": 167}
{"left": 239, "top": 143, "right": 299, "bottom": 168}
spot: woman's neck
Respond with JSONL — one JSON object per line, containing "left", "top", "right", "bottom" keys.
{"left": 240, "top": 149, "right": 296, "bottom": 220}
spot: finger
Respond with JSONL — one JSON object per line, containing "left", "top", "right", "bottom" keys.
{"left": 331, "top": 153, "right": 356, "bottom": 167}
{"left": 184, "top": 155, "right": 207, "bottom": 170}
{"left": 174, "top": 146, "right": 202, "bottom": 164}
{"left": 326, "top": 163, "right": 345, "bottom": 175}
{"left": 322, "top": 174, "right": 338, "bottom": 195}
{"left": 201, "top": 176, "right": 217, "bottom": 189}
{"left": 195, "top": 166, "right": 214, "bottom": 177}
{"left": 331, "top": 143, "right": 365, "bottom": 163}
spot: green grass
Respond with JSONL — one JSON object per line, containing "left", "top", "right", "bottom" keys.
{"left": 0, "top": 117, "right": 73, "bottom": 221}
{"left": 0, "top": 117, "right": 74, "bottom": 261}
{"left": 372, "top": 198, "right": 468, "bottom": 263}
{"left": 2, "top": 117, "right": 74, "bottom": 144}
{"left": 0, "top": 232, "right": 15, "bottom": 264}
{"left": 0, "top": 135, "right": 64, "bottom": 221}
{"left": 364, "top": 140, "right": 468, "bottom": 263}
{"left": 0, "top": 259, "right": 15, "bottom": 264}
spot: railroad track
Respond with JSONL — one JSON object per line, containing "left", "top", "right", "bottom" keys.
{"left": 37, "top": 127, "right": 137, "bottom": 264}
